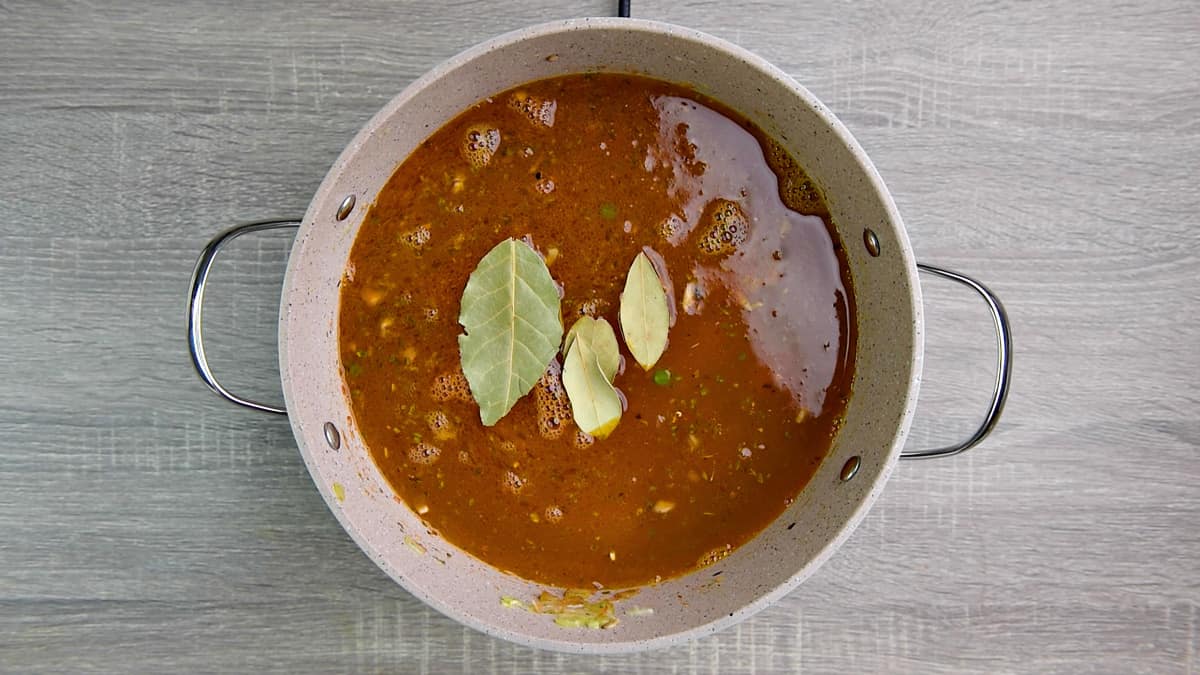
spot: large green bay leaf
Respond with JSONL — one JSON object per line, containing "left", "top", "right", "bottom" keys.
{"left": 458, "top": 238, "right": 563, "bottom": 426}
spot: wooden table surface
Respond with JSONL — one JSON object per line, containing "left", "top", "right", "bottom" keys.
{"left": 2, "top": 1, "right": 1197, "bottom": 672}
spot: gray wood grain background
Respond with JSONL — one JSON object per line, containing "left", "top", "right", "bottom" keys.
{"left": 2, "top": 0, "right": 1197, "bottom": 672}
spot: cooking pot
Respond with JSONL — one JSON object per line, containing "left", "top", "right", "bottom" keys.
{"left": 187, "top": 18, "right": 1012, "bottom": 652}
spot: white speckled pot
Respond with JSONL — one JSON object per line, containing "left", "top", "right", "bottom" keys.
{"left": 281, "top": 18, "right": 921, "bottom": 653}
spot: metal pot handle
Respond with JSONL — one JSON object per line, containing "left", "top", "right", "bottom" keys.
{"left": 186, "top": 219, "right": 301, "bottom": 415}
{"left": 900, "top": 264, "right": 1013, "bottom": 460}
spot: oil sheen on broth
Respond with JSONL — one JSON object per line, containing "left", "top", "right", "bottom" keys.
{"left": 339, "top": 74, "right": 856, "bottom": 589}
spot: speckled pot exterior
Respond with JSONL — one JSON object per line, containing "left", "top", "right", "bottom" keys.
{"left": 278, "top": 18, "right": 923, "bottom": 653}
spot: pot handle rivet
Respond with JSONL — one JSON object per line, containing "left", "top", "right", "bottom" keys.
{"left": 863, "top": 228, "right": 880, "bottom": 257}
{"left": 323, "top": 422, "right": 342, "bottom": 450}
{"left": 840, "top": 456, "right": 861, "bottom": 482}
{"left": 336, "top": 194, "right": 357, "bottom": 221}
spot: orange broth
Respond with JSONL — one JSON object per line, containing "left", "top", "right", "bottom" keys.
{"left": 338, "top": 74, "right": 855, "bottom": 588}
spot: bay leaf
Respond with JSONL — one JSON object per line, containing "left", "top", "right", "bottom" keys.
{"left": 563, "top": 315, "right": 620, "bottom": 382}
{"left": 458, "top": 238, "right": 563, "bottom": 426}
{"left": 618, "top": 251, "right": 670, "bottom": 370}
{"left": 562, "top": 331, "right": 623, "bottom": 439}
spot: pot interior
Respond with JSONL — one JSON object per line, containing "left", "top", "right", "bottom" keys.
{"left": 280, "top": 18, "right": 922, "bottom": 652}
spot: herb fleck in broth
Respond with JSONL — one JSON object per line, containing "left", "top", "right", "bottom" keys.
{"left": 338, "top": 74, "right": 856, "bottom": 589}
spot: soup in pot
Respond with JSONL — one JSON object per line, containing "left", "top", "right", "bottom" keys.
{"left": 338, "top": 73, "right": 855, "bottom": 589}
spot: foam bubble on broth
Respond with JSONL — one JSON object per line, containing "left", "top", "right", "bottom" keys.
{"left": 534, "top": 360, "right": 571, "bottom": 440}
{"left": 431, "top": 371, "right": 471, "bottom": 403}
{"left": 401, "top": 225, "right": 431, "bottom": 249}
{"left": 408, "top": 442, "right": 442, "bottom": 466}
{"left": 697, "top": 544, "right": 733, "bottom": 568}
{"left": 426, "top": 410, "right": 449, "bottom": 430}
{"left": 508, "top": 91, "right": 556, "bottom": 128}
{"left": 462, "top": 123, "right": 500, "bottom": 168}
{"left": 426, "top": 410, "right": 456, "bottom": 441}
{"left": 502, "top": 470, "right": 526, "bottom": 494}
{"left": 573, "top": 430, "right": 594, "bottom": 449}
{"left": 696, "top": 199, "right": 750, "bottom": 256}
